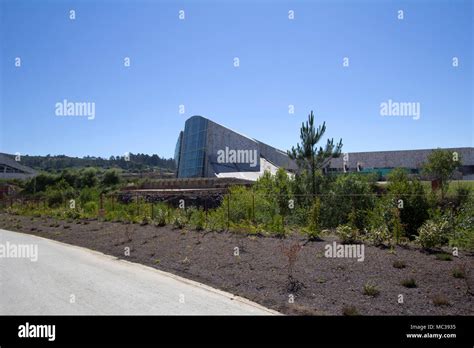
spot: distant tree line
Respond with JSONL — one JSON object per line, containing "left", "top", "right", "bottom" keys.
{"left": 8, "top": 153, "right": 176, "bottom": 172}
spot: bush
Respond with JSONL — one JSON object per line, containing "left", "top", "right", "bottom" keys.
{"left": 387, "top": 168, "right": 430, "bottom": 237}
{"left": 83, "top": 201, "right": 98, "bottom": 215}
{"left": 172, "top": 211, "right": 187, "bottom": 229}
{"left": 432, "top": 294, "right": 450, "bottom": 306}
{"left": 305, "top": 198, "right": 321, "bottom": 240}
{"left": 336, "top": 224, "right": 359, "bottom": 244}
{"left": 367, "top": 225, "right": 391, "bottom": 246}
{"left": 206, "top": 209, "right": 227, "bottom": 231}
{"left": 266, "top": 214, "right": 286, "bottom": 236}
{"left": 154, "top": 208, "right": 167, "bottom": 227}
{"left": 79, "top": 187, "right": 99, "bottom": 206}
{"left": 451, "top": 197, "right": 474, "bottom": 251}
{"left": 393, "top": 260, "right": 406, "bottom": 269}
{"left": 189, "top": 208, "right": 205, "bottom": 231}
{"left": 435, "top": 253, "right": 452, "bottom": 261}
{"left": 320, "top": 174, "right": 376, "bottom": 229}
{"left": 401, "top": 278, "right": 417, "bottom": 288}
{"left": 101, "top": 169, "right": 121, "bottom": 187}
{"left": 45, "top": 188, "right": 64, "bottom": 207}
{"left": 342, "top": 305, "right": 359, "bottom": 316}
{"left": 416, "top": 219, "right": 449, "bottom": 249}
{"left": 363, "top": 282, "right": 380, "bottom": 297}
{"left": 452, "top": 266, "right": 466, "bottom": 279}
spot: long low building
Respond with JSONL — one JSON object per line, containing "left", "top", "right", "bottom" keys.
{"left": 0, "top": 153, "right": 38, "bottom": 180}
{"left": 327, "top": 147, "right": 474, "bottom": 180}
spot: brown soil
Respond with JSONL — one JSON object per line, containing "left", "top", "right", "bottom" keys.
{"left": 1, "top": 212, "right": 473, "bottom": 315}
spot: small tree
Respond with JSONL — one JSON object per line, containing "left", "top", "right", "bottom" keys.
{"left": 101, "top": 169, "right": 121, "bottom": 187}
{"left": 422, "top": 149, "right": 461, "bottom": 199}
{"left": 288, "top": 110, "right": 342, "bottom": 196}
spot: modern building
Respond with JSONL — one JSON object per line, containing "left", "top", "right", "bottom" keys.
{"left": 175, "top": 116, "right": 474, "bottom": 181}
{"left": 0, "top": 153, "right": 38, "bottom": 180}
{"left": 174, "top": 116, "right": 297, "bottom": 180}
{"left": 327, "top": 147, "right": 474, "bottom": 180}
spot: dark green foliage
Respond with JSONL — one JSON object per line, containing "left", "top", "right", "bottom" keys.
{"left": 101, "top": 169, "right": 120, "bottom": 187}
{"left": 319, "top": 173, "right": 376, "bottom": 229}
{"left": 387, "top": 168, "right": 430, "bottom": 237}
{"left": 401, "top": 278, "right": 417, "bottom": 288}
{"left": 363, "top": 282, "right": 380, "bottom": 297}
{"left": 288, "top": 110, "right": 342, "bottom": 196}
{"left": 305, "top": 198, "right": 321, "bottom": 240}
{"left": 10, "top": 153, "right": 175, "bottom": 172}
{"left": 393, "top": 260, "right": 406, "bottom": 269}
{"left": 422, "top": 149, "right": 461, "bottom": 198}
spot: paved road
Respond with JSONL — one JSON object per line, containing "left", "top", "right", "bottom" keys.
{"left": 0, "top": 229, "right": 277, "bottom": 315}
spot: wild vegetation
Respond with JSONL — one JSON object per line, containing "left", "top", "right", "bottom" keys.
{"left": 1, "top": 112, "right": 473, "bottom": 254}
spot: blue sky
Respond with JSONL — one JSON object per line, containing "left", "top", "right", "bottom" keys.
{"left": 1, "top": 0, "right": 472, "bottom": 159}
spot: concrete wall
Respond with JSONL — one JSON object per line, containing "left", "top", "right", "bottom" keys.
{"left": 204, "top": 118, "right": 297, "bottom": 177}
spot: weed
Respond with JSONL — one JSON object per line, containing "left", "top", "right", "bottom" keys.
{"left": 393, "top": 260, "right": 406, "bottom": 269}
{"left": 342, "top": 305, "right": 359, "bottom": 316}
{"left": 363, "top": 282, "right": 380, "bottom": 297}
{"left": 401, "top": 278, "right": 417, "bottom": 288}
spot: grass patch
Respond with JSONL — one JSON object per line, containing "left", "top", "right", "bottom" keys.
{"left": 435, "top": 253, "right": 453, "bottom": 261}
{"left": 363, "top": 282, "right": 380, "bottom": 297}
{"left": 432, "top": 294, "right": 450, "bottom": 307}
{"left": 342, "top": 305, "right": 359, "bottom": 316}
{"left": 452, "top": 267, "right": 466, "bottom": 279}
{"left": 393, "top": 260, "right": 406, "bottom": 269}
{"left": 401, "top": 278, "right": 417, "bottom": 288}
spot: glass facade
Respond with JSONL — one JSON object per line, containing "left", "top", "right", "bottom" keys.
{"left": 174, "top": 131, "right": 183, "bottom": 174}
{"left": 177, "top": 116, "right": 208, "bottom": 178}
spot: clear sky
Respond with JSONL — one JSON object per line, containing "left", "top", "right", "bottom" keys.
{"left": 1, "top": 0, "right": 472, "bottom": 159}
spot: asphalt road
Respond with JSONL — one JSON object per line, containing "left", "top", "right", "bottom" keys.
{"left": 0, "top": 229, "right": 277, "bottom": 315}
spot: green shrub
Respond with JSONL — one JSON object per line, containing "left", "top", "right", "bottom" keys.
{"left": 393, "top": 260, "right": 406, "bottom": 269}
{"left": 172, "top": 210, "right": 187, "bottom": 229}
{"left": 450, "top": 197, "right": 474, "bottom": 251}
{"left": 305, "top": 198, "right": 321, "bottom": 240}
{"left": 452, "top": 266, "right": 466, "bottom": 279}
{"left": 287, "top": 206, "right": 309, "bottom": 226}
{"left": 320, "top": 174, "right": 376, "bottom": 229}
{"left": 64, "top": 209, "right": 81, "bottom": 220}
{"left": 367, "top": 225, "right": 391, "bottom": 246}
{"left": 101, "top": 169, "right": 121, "bottom": 187}
{"left": 435, "top": 253, "right": 452, "bottom": 261}
{"left": 387, "top": 168, "right": 430, "bottom": 237}
{"left": 336, "top": 224, "right": 359, "bottom": 244}
{"left": 342, "top": 305, "right": 359, "bottom": 316}
{"left": 363, "top": 282, "right": 380, "bottom": 297}
{"left": 79, "top": 187, "right": 99, "bottom": 206}
{"left": 416, "top": 219, "right": 449, "bottom": 249}
{"left": 189, "top": 208, "right": 205, "bottom": 231}
{"left": 266, "top": 214, "right": 286, "bottom": 236}
{"left": 83, "top": 201, "right": 98, "bottom": 216}
{"left": 154, "top": 208, "right": 167, "bottom": 227}
{"left": 401, "top": 278, "right": 417, "bottom": 288}
{"left": 206, "top": 209, "right": 227, "bottom": 231}
{"left": 432, "top": 294, "right": 450, "bottom": 306}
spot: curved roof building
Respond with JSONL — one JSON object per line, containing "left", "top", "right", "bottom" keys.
{"left": 174, "top": 116, "right": 297, "bottom": 180}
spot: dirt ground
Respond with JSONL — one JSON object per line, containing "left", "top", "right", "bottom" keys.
{"left": 1, "top": 212, "right": 473, "bottom": 315}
